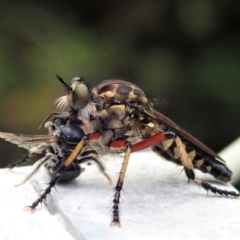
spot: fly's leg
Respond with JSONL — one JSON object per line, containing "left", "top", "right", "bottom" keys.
{"left": 110, "top": 131, "right": 175, "bottom": 227}
{"left": 15, "top": 154, "right": 52, "bottom": 187}
{"left": 175, "top": 136, "right": 240, "bottom": 198}
{"left": 77, "top": 149, "right": 111, "bottom": 183}
{"left": 193, "top": 179, "right": 240, "bottom": 197}
{"left": 38, "top": 112, "right": 61, "bottom": 130}
{"left": 7, "top": 154, "right": 30, "bottom": 170}
{"left": 6, "top": 143, "right": 49, "bottom": 170}
{"left": 110, "top": 142, "right": 131, "bottom": 227}
{"left": 25, "top": 136, "right": 89, "bottom": 212}
{"left": 24, "top": 164, "right": 65, "bottom": 212}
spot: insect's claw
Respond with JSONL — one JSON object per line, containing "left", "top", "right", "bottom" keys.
{"left": 14, "top": 182, "right": 23, "bottom": 187}
{"left": 24, "top": 206, "right": 36, "bottom": 213}
{"left": 110, "top": 221, "right": 121, "bottom": 227}
{"left": 80, "top": 167, "right": 86, "bottom": 173}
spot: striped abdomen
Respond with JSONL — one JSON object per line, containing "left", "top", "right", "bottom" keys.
{"left": 153, "top": 138, "right": 232, "bottom": 183}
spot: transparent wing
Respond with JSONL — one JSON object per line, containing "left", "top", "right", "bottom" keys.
{"left": 138, "top": 106, "right": 226, "bottom": 164}
{"left": 0, "top": 132, "right": 53, "bottom": 150}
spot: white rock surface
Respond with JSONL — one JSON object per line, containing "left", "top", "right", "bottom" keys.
{"left": 1, "top": 151, "right": 239, "bottom": 240}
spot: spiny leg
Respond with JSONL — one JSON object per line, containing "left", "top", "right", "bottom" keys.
{"left": 6, "top": 154, "right": 30, "bottom": 170}
{"left": 110, "top": 143, "right": 131, "bottom": 227}
{"left": 15, "top": 154, "right": 52, "bottom": 187}
{"left": 193, "top": 179, "right": 240, "bottom": 198}
{"left": 24, "top": 164, "right": 65, "bottom": 212}
{"left": 109, "top": 131, "right": 175, "bottom": 226}
{"left": 25, "top": 136, "right": 88, "bottom": 212}
{"left": 6, "top": 143, "right": 49, "bottom": 171}
{"left": 175, "top": 136, "right": 240, "bottom": 198}
{"left": 174, "top": 136, "right": 195, "bottom": 180}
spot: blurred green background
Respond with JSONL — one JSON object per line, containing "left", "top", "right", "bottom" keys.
{"left": 0, "top": 1, "right": 240, "bottom": 185}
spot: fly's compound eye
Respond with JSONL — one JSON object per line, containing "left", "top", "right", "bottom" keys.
{"left": 69, "top": 76, "right": 84, "bottom": 85}
{"left": 70, "top": 77, "right": 89, "bottom": 110}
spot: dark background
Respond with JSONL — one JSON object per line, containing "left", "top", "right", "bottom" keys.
{"left": 0, "top": 1, "right": 240, "bottom": 185}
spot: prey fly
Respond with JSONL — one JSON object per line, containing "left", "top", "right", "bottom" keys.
{"left": 0, "top": 115, "right": 111, "bottom": 188}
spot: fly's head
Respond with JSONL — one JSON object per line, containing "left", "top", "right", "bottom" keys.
{"left": 55, "top": 75, "right": 90, "bottom": 111}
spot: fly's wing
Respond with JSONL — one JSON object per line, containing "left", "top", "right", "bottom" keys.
{"left": 138, "top": 106, "right": 225, "bottom": 164}
{"left": 0, "top": 132, "right": 53, "bottom": 150}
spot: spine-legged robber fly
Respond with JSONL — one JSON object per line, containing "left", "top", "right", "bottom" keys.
{"left": 51, "top": 75, "right": 240, "bottom": 226}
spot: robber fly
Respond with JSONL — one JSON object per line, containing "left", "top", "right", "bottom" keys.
{"left": 52, "top": 75, "right": 240, "bottom": 226}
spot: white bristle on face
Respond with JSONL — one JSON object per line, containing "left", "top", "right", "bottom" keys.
{"left": 55, "top": 95, "right": 69, "bottom": 110}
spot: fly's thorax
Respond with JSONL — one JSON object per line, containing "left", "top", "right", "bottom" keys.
{"left": 99, "top": 105, "right": 127, "bottom": 130}
{"left": 93, "top": 80, "right": 149, "bottom": 106}
{"left": 97, "top": 102, "right": 161, "bottom": 141}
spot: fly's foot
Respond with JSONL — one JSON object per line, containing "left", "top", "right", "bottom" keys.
{"left": 24, "top": 199, "right": 42, "bottom": 213}
{"left": 110, "top": 221, "right": 121, "bottom": 227}
{"left": 14, "top": 182, "right": 23, "bottom": 187}
{"left": 24, "top": 206, "right": 36, "bottom": 213}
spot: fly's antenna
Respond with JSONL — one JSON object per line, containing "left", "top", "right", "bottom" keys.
{"left": 56, "top": 74, "right": 72, "bottom": 91}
